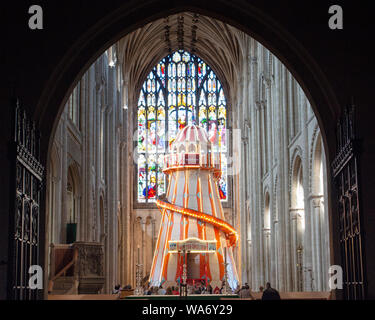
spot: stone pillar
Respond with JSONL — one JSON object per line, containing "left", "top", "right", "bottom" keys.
{"left": 290, "top": 209, "right": 298, "bottom": 291}
{"left": 296, "top": 210, "right": 304, "bottom": 291}
{"left": 281, "top": 66, "right": 292, "bottom": 291}
{"left": 79, "top": 75, "right": 86, "bottom": 242}
{"left": 255, "top": 101, "right": 264, "bottom": 289}
{"left": 86, "top": 66, "right": 95, "bottom": 242}
{"left": 106, "top": 61, "right": 119, "bottom": 293}
{"left": 263, "top": 228, "right": 271, "bottom": 282}
{"left": 240, "top": 134, "right": 249, "bottom": 283}
{"left": 141, "top": 218, "right": 147, "bottom": 277}
{"left": 273, "top": 219, "right": 280, "bottom": 289}
{"left": 133, "top": 216, "right": 142, "bottom": 287}
{"left": 320, "top": 198, "right": 329, "bottom": 290}
{"left": 60, "top": 115, "right": 68, "bottom": 244}
{"left": 244, "top": 51, "right": 252, "bottom": 287}
{"left": 313, "top": 197, "right": 324, "bottom": 290}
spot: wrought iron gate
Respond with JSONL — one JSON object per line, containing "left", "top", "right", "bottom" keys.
{"left": 332, "top": 104, "right": 365, "bottom": 300}
{"left": 10, "top": 102, "right": 44, "bottom": 300}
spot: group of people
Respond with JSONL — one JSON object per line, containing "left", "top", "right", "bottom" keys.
{"left": 142, "top": 280, "right": 233, "bottom": 296}
{"left": 113, "top": 281, "right": 280, "bottom": 299}
{"left": 234, "top": 282, "right": 281, "bottom": 300}
{"left": 144, "top": 285, "right": 179, "bottom": 296}
{"left": 112, "top": 284, "right": 132, "bottom": 294}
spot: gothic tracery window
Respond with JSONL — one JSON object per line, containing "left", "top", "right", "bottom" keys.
{"left": 137, "top": 50, "right": 228, "bottom": 203}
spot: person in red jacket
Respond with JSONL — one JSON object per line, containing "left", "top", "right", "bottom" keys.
{"left": 213, "top": 286, "right": 221, "bottom": 294}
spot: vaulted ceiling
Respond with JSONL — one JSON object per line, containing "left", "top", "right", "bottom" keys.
{"left": 117, "top": 12, "right": 250, "bottom": 104}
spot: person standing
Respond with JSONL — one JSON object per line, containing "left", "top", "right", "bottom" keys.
{"left": 213, "top": 286, "right": 221, "bottom": 294}
{"left": 261, "top": 282, "right": 281, "bottom": 300}
{"left": 112, "top": 284, "right": 121, "bottom": 294}
{"left": 158, "top": 284, "right": 167, "bottom": 295}
{"left": 239, "top": 284, "right": 255, "bottom": 299}
{"left": 207, "top": 284, "right": 213, "bottom": 294}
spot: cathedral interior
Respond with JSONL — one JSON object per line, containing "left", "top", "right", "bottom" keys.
{"left": 47, "top": 14, "right": 330, "bottom": 295}
{"left": 1, "top": 1, "right": 374, "bottom": 301}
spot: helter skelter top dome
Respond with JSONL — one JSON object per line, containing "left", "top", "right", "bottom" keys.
{"left": 174, "top": 124, "right": 210, "bottom": 147}
{"left": 165, "top": 124, "right": 222, "bottom": 180}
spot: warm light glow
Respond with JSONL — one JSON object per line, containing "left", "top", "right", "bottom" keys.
{"left": 168, "top": 238, "right": 217, "bottom": 244}
{"left": 168, "top": 250, "right": 216, "bottom": 254}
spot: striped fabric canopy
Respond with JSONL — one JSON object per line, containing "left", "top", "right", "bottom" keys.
{"left": 174, "top": 125, "right": 210, "bottom": 144}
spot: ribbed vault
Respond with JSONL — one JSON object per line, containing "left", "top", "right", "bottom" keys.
{"left": 117, "top": 12, "right": 248, "bottom": 105}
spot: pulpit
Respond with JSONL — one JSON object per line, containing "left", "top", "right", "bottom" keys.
{"left": 49, "top": 242, "right": 105, "bottom": 294}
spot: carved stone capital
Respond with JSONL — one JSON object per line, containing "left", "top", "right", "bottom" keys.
{"left": 263, "top": 228, "right": 271, "bottom": 237}
{"left": 264, "top": 77, "right": 272, "bottom": 89}
{"left": 312, "top": 198, "right": 321, "bottom": 208}
{"left": 255, "top": 101, "right": 262, "bottom": 110}
{"left": 290, "top": 208, "right": 303, "bottom": 220}
{"left": 244, "top": 118, "right": 251, "bottom": 129}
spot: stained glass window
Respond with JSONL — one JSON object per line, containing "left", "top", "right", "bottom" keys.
{"left": 137, "top": 50, "right": 228, "bottom": 203}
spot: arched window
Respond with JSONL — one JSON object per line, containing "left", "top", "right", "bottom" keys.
{"left": 263, "top": 192, "right": 271, "bottom": 282}
{"left": 264, "top": 192, "right": 271, "bottom": 230}
{"left": 296, "top": 165, "right": 304, "bottom": 210}
{"left": 137, "top": 50, "right": 228, "bottom": 203}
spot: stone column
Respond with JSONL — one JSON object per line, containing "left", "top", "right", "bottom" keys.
{"left": 141, "top": 218, "right": 147, "bottom": 276}
{"left": 320, "top": 198, "right": 329, "bottom": 290}
{"left": 290, "top": 209, "right": 298, "bottom": 291}
{"left": 313, "top": 197, "right": 324, "bottom": 290}
{"left": 281, "top": 66, "right": 292, "bottom": 291}
{"left": 265, "top": 76, "right": 277, "bottom": 288}
{"left": 300, "top": 89, "right": 313, "bottom": 292}
{"left": 106, "top": 60, "right": 119, "bottom": 292}
{"left": 133, "top": 216, "right": 143, "bottom": 287}
{"left": 273, "top": 219, "right": 280, "bottom": 289}
{"left": 255, "top": 101, "right": 264, "bottom": 289}
{"left": 60, "top": 115, "right": 68, "bottom": 244}
{"left": 263, "top": 228, "right": 271, "bottom": 282}
{"left": 79, "top": 74, "right": 86, "bottom": 242}
{"left": 241, "top": 134, "right": 249, "bottom": 283}
{"left": 296, "top": 210, "right": 304, "bottom": 291}
{"left": 86, "top": 66, "right": 95, "bottom": 242}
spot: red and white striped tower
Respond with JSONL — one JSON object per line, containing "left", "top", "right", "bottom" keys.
{"left": 149, "top": 124, "right": 239, "bottom": 290}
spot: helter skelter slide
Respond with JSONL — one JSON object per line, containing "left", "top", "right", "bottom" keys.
{"left": 149, "top": 124, "right": 239, "bottom": 290}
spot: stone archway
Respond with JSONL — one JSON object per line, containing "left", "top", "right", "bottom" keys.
{"left": 4, "top": 1, "right": 350, "bottom": 300}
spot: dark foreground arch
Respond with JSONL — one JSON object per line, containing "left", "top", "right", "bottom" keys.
{"left": 1, "top": 0, "right": 374, "bottom": 299}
